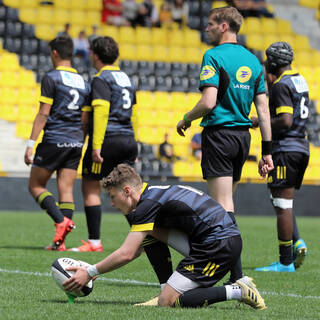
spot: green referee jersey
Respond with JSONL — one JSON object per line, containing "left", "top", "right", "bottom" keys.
{"left": 199, "top": 43, "right": 265, "bottom": 127}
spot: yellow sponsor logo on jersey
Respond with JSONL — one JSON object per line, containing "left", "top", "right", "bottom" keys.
{"left": 236, "top": 66, "right": 252, "bottom": 83}
{"left": 200, "top": 65, "right": 216, "bottom": 80}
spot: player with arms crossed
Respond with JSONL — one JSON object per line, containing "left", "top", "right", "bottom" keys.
{"left": 255, "top": 42, "right": 309, "bottom": 272}
{"left": 64, "top": 164, "right": 266, "bottom": 310}
{"left": 24, "top": 36, "right": 90, "bottom": 250}
{"left": 176, "top": 6, "right": 273, "bottom": 283}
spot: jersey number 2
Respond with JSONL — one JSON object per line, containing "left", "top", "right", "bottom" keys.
{"left": 67, "top": 89, "right": 80, "bottom": 110}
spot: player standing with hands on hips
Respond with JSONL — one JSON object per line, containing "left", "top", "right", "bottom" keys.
{"left": 24, "top": 36, "right": 90, "bottom": 250}
{"left": 176, "top": 6, "right": 274, "bottom": 283}
{"left": 254, "top": 42, "right": 309, "bottom": 272}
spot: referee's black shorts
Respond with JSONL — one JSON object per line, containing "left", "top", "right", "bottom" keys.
{"left": 82, "top": 135, "right": 138, "bottom": 181}
{"left": 267, "top": 151, "right": 309, "bottom": 190}
{"left": 201, "top": 126, "right": 251, "bottom": 182}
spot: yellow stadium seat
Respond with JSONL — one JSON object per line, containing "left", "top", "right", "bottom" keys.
{"left": 87, "top": 0, "right": 102, "bottom": 11}
{"left": 54, "top": 0, "right": 71, "bottom": 9}
{"left": 70, "top": 0, "right": 87, "bottom": 9}
{"left": 136, "top": 125, "right": 157, "bottom": 144}
{"left": 168, "top": 46, "right": 185, "bottom": 63}
{"left": 18, "top": 70, "right": 37, "bottom": 88}
{"left": 102, "top": 25, "right": 119, "bottom": 41}
{"left": 152, "top": 45, "right": 169, "bottom": 62}
{"left": 299, "top": 0, "right": 320, "bottom": 9}
{"left": 168, "top": 29, "right": 184, "bottom": 47}
{"left": 20, "top": 0, "right": 38, "bottom": 8}
{"left": 263, "top": 35, "right": 280, "bottom": 50}
{"left": 0, "top": 105, "right": 18, "bottom": 122}
{"left": 153, "top": 91, "right": 172, "bottom": 109}
{"left": 136, "top": 27, "right": 152, "bottom": 45}
{"left": 35, "top": 24, "right": 55, "bottom": 41}
{"left": 16, "top": 121, "right": 32, "bottom": 140}
{"left": 136, "top": 45, "right": 153, "bottom": 61}
{"left": 294, "top": 51, "right": 313, "bottom": 67}
{"left": 0, "top": 53, "right": 20, "bottom": 71}
{"left": 246, "top": 34, "right": 265, "bottom": 51}
{"left": 241, "top": 161, "right": 259, "bottom": 180}
{"left": 260, "top": 18, "right": 278, "bottom": 35}
{"left": 151, "top": 28, "right": 168, "bottom": 46}
{"left": 119, "top": 44, "right": 136, "bottom": 60}
{"left": 70, "top": 10, "right": 87, "bottom": 26}
{"left": 238, "top": 20, "right": 247, "bottom": 35}
{"left": 85, "top": 11, "right": 101, "bottom": 26}
{"left": 136, "top": 91, "right": 154, "bottom": 109}
{"left": 17, "top": 105, "right": 37, "bottom": 122}
{"left": 293, "top": 35, "right": 311, "bottom": 51}
{"left": 171, "top": 92, "right": 188, "bottom": 110}
{"left": 187, "top": 92, "right": 201, "bottom": 106}
{"left": 69, "top": 25, "right": 84, "bottom": 38}
{"left": 53, "top": 9, "right": 70, "bottom": 25}
{"left": 173, "top": 161, "right": 193, "bottom": 178}
{"left": 311, "top": 51, "right": 320, "bottom": 67}
{"left": 185, "top": 47, "right": 202, "bottom": 64}
{"left": 119, "top": 27, "right": 136, "bottom": 44}
{"left": 184, "top": 29, "right": 202, "bottom": 47}
{"left": 212, "top": 1, "right": 228, "bottom": 9}
{"left": 18, "top": 88, "right": 38, "bottom": 106}
{"left": 275, "top": 19, "right": 293, "bottom": 35}
{"left": 3, "top": 0, "right": 19, "bottom": 7}
{"left": 245, "top": 17, "right": 262, "bottom": 34}
{"left": 37, "top": 7, "right": 54, "bottom": 24}
{"left": 0, "top": 87, "right": 18, "bottom": 105}
{"left": 19, "top": 8, "right": 37, "bottom": 24}
{"left": 0, "top": 71, "right": 19, "bottom": 87}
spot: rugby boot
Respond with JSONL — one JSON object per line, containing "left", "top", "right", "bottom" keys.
{"left": 293, "top": 238, "right": 308, "bottom": 269}
{"left": 255, "top": 261, "right": 295, "bottom": 272}
{"left": 68, "top": 240, "right": 103, "bottom": 252}
{"left": 235, "top": 276, "right": 267, "bottom": 310}
{"left": 47, "top": 217, "right": 75, "bottom": 250}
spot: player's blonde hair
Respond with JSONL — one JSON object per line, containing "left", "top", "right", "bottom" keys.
{"left": 103, "top": 164, "right": 142, "bottom": 190}
{"left": 209, "top": 6, "right": 243, "bottom": 34}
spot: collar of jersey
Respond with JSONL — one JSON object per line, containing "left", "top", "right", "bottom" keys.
{"left": 140, "top": 182, "right": 148, "bottom": 195}
{"left": 56, "top": 66, "right": 78, "bottom": 73}
{"left": 94, "top": 65, "right": 120, "bottom": 77}
{"left": 274, "top": 69, "right": 297, "bottom": 84}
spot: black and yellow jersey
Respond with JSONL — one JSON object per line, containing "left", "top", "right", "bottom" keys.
{"left": 86, "top": 66, "right": 136, "bottom": 150}
{"left": 269, "top": 70, "right": 309, "bottom": 155}
{"left": 40, "top": 66, "right": 90, "bottom": 144}
{"left": 126, "top": 184, "right": 240, "bottom": 243}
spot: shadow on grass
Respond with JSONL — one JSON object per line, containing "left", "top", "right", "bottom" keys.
{"left": 0, "top": 245, "right": 44, "bottom": 250}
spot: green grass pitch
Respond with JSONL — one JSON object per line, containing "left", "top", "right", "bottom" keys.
{"left": 0, "top": 211, "right": 319, "bottom": 320}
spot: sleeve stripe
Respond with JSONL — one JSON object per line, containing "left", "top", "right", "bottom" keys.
{"left": 92, "top": 99, "right": 110, "bottom": 107}
{"left": 39, "top": 96, "right": 53, "bottom": 105}
{"left": 130, "top": 223, "right": 154, "bottom": 232}
{"left": 82, "top": 106, "right": 92, "bottom": 112}
{"left": 276, "top": 106, "right": 293, "bottom": 115}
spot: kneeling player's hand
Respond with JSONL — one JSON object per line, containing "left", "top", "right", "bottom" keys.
{"left": 63, "top": 266, "right": 91, "bottom": 293}
{"left": 24, "top": 147, "right": 33, "bottom": 165}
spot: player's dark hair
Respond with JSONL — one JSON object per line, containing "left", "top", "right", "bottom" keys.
{"left": 103, "top": 164, "right": 142, "bottom": 190}
{"left": 49, "top": 36, "right": 74, "bottom": 60}
{"left": 265, "top": 41, "right": 294, "bottom": 74}
{"left": 209, "top": 6, "right": 243, "bottom": 34}
{"left": 90, "top": 36, "right": 119, "bottom": 64}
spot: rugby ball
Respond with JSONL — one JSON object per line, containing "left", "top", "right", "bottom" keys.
{"left": 51, "top": 257, "right": 93, "bottom": 297}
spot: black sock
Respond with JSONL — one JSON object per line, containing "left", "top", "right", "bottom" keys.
{"left": 227, "top": 211, "right": 242, "bottom": 282}
{"left": 85, "top": 205, "right": 101, "bottom": 239}
{"left": 175, "top": 286, "right": 227, "bottom": 308}
{"left": 143, "top": 236, "right": 173, "bottom": 285}
{"left": 292, "top": 215, "right": 300, "bottom": 243}
{"left": 36, "top": 191, "right": 64, "bottom": 223}
{"left": 279, "top": 238, "right": 293, "bottom": 265}
{"left": 59, "top": 202, "right": 74, "bottom": 219}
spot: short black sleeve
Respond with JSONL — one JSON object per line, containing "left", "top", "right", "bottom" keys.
{"left": 41, "top": 74, "right": 55, "bottom": 99}
{"left": 91, "top": 77, "right": 112, "bottom": 102}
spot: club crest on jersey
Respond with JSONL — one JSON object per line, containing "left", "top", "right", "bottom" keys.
{"left": 236, "top": 66, "right": 252, "bottom": 83}
{"left": 200, "top": 65, "right": 216, "bottom": 80}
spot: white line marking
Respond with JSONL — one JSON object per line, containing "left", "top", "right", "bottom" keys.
{"left": 1, "top": 267, "right": 320, "bottom": 300}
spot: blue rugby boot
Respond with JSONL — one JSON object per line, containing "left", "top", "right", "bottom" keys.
{"left": 293, "top": 239, "right": 308, "bottom": 269}
{"left": 255, "top": 261, "right": 295, "bottom": 272}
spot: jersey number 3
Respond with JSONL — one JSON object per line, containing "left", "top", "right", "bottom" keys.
{"left": 122, "top": 89, "right": 131, "bottom": 109}
{"left": 67, "top": 89, "right": 80, "bottom": 110}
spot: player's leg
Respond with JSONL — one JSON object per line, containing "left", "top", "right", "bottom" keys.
{"left": 56, "top": 168, "right": 77, "bottom": 219}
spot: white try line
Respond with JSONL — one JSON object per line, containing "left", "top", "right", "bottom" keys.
{"left": 1, "top": 267, "right": 320, "bottom": 300}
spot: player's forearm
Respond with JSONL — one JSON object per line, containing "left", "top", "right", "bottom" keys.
{"left": 92, "top": 103, "right": 109, "bottom": 150}
{"left": 29, "top": 113, "right": 48, "bottom": 141}
{"left": 95, "top": 247, "right": 138, "bottom": 274}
